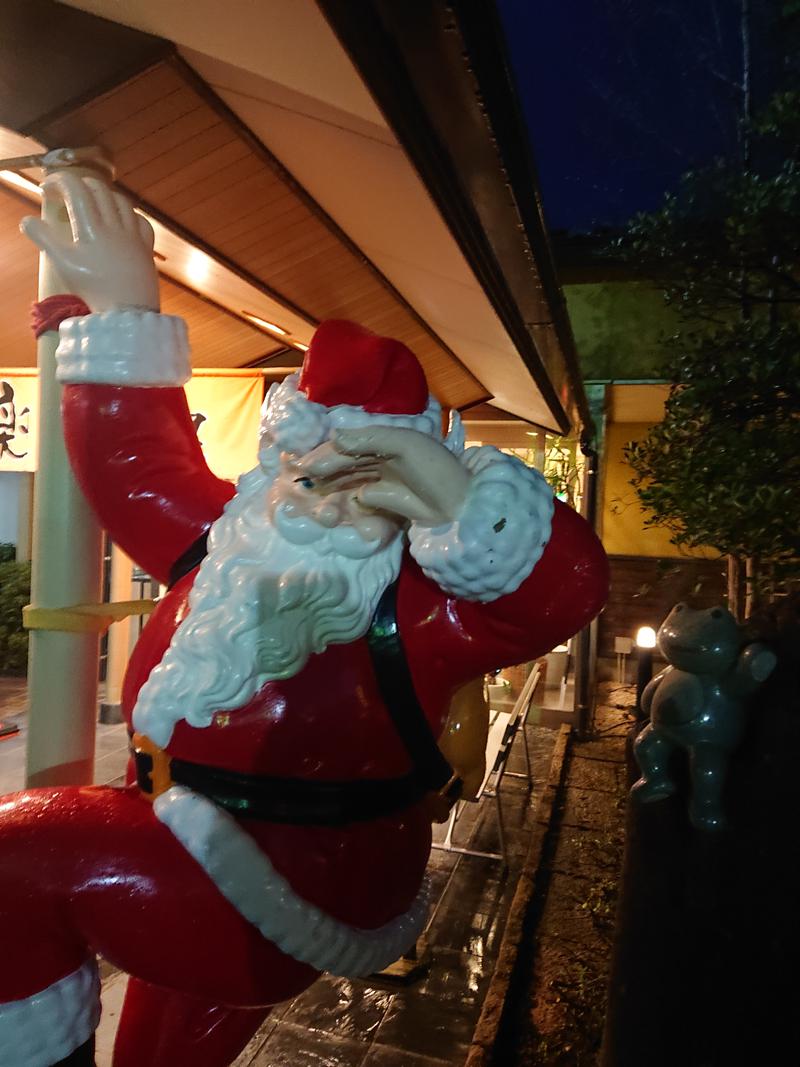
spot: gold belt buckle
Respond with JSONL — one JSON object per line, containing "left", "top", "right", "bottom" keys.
{"left": 132, "top": 732, "right": 174, "bottom": 800}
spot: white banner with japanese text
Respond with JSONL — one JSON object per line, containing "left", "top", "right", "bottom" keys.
{"left": 0, "top": 370, "right": 37, "bottom": 472}
{"left": 0, "top": 369, "right": 265, "bottom": 480}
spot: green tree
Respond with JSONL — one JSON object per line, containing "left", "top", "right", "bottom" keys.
{"left": 0, "top": 554, "right": 31, "bottom": 675}
{"left": 625, "top": 320, "right": 800, "bottom": 612}
{"left": 617, "top": 3, "right": 800, "bottom": 618}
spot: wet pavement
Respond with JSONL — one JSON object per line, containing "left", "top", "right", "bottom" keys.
{"left": 0, "top": 676, "right": 130, "bottom": 791}
{"left": 0, "top": 675, "right": 558, "bottom": 1067}
{"left": 225, "top": 724, "right": 557, "bottom": 1067}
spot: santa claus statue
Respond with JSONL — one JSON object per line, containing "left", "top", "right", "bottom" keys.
{"left": 0, "top": 173, "right": 608, "bottom": 1067}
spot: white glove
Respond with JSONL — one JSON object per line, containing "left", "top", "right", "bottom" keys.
{"left": 295, "top": 425, "right": 471, "bottom": 526}
{"left": 20, "top": 171, "right": 160, "bottom": 313}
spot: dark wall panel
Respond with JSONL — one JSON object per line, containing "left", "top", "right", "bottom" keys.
{"left": 598, "top": 554, "right": 727, "bottom": 658}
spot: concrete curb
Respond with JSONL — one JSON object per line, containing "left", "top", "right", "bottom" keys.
{"left": 464, "top": 722, "right": 572, "bottom": 1067}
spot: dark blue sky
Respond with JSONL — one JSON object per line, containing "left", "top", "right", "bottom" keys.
{"left": 499, "top": 0, "right": 778, "bottom": 233}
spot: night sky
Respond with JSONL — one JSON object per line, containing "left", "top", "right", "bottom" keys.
{"left": 498, "top": 0, "right": 780, "bottom": 234}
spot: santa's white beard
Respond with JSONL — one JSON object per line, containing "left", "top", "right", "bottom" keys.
{"left": 132, "top": 461, "right": 404, "bottom": 748}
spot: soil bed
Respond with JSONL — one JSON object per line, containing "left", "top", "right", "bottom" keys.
{"left": 492, "top": 683, "right": 633, "bottom": 1066}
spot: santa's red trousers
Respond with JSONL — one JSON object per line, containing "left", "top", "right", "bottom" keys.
{"left": 0, "top": 783, "right": 429, "bottom": 1066}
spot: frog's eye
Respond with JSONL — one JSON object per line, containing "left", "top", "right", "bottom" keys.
{"left": 294, "top": 476, "right": 316, "bottom": 490}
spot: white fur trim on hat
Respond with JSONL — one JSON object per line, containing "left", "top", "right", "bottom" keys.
{"left": 56, "top": 309, "right": 191, "bottom": 386}
{"left": 260, "top": 372, "right": 444, "bottom": 458}
{"left": 0, "top": 959, "right": 100, "bottom": 1067}
{"left": 408, "top": 446, "right": 554, "bottom": 603}
{"left": 154, "top": 785, "right": 430, "bottom": 978}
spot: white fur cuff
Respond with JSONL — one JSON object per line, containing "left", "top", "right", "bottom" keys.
{"left": 56, "top": 309, "right": 191, "bottom": 387}
{"left": 408, "top": 446, "right": 554, "bottom": 603}
{"left": 0, "top": 959, "right": 100, "bottom": 1067}
{"left": 154, "top": 785, "right": 430, "bottom": 978}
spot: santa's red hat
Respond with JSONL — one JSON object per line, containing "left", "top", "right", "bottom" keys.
{"left": 299, "top": 320, "right": 428, "bottom": 415}
{"left": 260, "top": 319, "right": 449, "bottom": 458}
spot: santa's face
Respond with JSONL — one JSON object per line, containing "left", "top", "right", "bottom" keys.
{"left": 268, "top": 453, "right": 403, "bottom": 554}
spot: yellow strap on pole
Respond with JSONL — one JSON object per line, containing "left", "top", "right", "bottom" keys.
{"left": 23, "top": 600, "right": 156, "bottom": 635}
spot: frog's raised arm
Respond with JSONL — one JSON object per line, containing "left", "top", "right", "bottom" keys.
{"left": 734, "top": 643, "right": 777, "bottom": 695}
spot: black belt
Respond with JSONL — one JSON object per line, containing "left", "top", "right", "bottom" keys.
{"left": 134, "top": 746, "right": 431, "bottom": 825}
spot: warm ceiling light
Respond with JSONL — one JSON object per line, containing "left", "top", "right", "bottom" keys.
{"left": 0, "top": 170, "right": 41, "bottom": 196}
{"left": 186, "top": 248, "right": 212, "bottom": 287}
{"left": 294, "top": 342, "right": 309, "bottom": 351}
{"left": 241, "top": 312, "right": 287, "bottom": 336}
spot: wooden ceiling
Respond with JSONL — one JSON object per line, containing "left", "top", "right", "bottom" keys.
{"left": 461, "top": 401, "right": 543, "bottom": 448}
{"left": 23, "top": 56, "right": 485, "bottom": 409}
{"left": 461, "top": 402, "right": 521, "bottom": 422}
{"left": 0, "top": 187, "right": 38, "bottom": 366}
{"left": 0, "top": 183, "right": 284, "bottom": 368}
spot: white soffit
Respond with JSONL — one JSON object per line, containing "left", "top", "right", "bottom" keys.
{"left": 59, "top": 0, "right": 560, "bottom": 428}
{"left": 59, "top": 0, "right": 385, "bottom": 127}
{"left": 194, "top": 55, "right": 551, "bottom": 414}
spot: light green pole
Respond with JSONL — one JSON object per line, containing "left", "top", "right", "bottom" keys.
{"left": 24, "top": 150, "right": 110, "bottom": 787}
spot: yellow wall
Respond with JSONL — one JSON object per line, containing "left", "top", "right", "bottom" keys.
{"left": 601, "top": 421, "right": 717, "bottom": 560}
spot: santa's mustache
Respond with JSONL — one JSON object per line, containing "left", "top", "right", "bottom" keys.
{"left": 272, "top": 500, "right": 388, "bottom": 559}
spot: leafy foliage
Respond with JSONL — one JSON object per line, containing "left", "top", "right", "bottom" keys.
{"left": 616, "top": 17, "right": 800, "bottom": 604}
{"left": 544, "top": 437, "right": 582, "bottom": 509}
{"left": 0, "top": 554, "right": 30, "bottom": 675}
{"left": 504, "top": 439, "right": 584, "bottom": 511}
{"left": 625, "top": 321, "right": 800, "bottom": 579}
{"left": 621, "top": 161, "right": 800, "bottom": 324}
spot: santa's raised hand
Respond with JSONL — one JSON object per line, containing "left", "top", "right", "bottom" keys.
{"left": 295, "top": 424, "right": 471, "bottom": 527}
{"left": 20, "top": 171, "right": 159, "bottom": 312}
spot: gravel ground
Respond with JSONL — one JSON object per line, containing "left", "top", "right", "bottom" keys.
{"left": 493, "top": 683, "right": 634, "bottom": 1066}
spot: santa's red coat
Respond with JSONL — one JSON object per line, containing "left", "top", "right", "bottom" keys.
{"left": 0, "top": 381, "right": 608, "bottom": 1019}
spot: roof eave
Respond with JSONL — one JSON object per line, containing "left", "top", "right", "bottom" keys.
{"left": 318, "top": 0, "right": 594, "bottom": 439}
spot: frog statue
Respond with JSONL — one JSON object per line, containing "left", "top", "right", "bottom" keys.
{"left": 631, "top": 603, "right": 777, "bottom": 831}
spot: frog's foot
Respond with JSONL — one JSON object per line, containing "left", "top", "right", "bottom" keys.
{"left": 689, "top": 804, "right": 728, "bottom": 832}
{"left": 631, "top": 776, "right": 677, "bottom": 804}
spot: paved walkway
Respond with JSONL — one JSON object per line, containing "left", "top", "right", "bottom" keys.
{"left": 0, "top": 676, "right": 560, "bottom": 1067}
{"left": 0, "top": 677, "right": 129, "bottom": 792}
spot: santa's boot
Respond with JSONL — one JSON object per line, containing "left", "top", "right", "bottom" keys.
{"left": 112, "top": 976, "right": 271, "bottom": 1067}
{"left": 0, "top": 959, "right": 100, "bottom": 1067}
